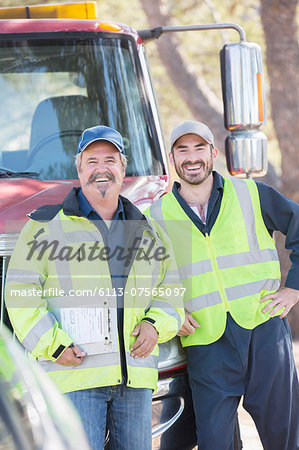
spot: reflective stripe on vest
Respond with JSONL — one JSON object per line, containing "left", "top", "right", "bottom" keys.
{"left": 6, "top": 268, "right": 45, "bottom": 286}
{"left": 22, "top": 313, "right": 56, "bottom": 352}
{"left": 38, "top": 351, "right": 158, "bottom": 372}
{"left": 150, "top": 299, "right": 182, "bottom": 328}
{"left": 38, "top": 352, "right": 121, "bottom": 372}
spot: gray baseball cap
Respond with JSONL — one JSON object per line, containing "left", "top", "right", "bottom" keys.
{"left": 170, "top": 120, "right": 214, "bottom": 149}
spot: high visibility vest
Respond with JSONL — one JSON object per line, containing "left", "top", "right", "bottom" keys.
{"left": 5, "top": 209, "right": 184, "bottom": 392}
{"left": 147, "top": 178, "right": 281, "bottom": 346}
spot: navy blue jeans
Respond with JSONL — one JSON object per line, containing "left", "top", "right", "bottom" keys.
{"left": 186, "top": 314, "right": 299, "bottom": 450}
{"left": 66, "top": 385, "right": 152, "bottom": 450}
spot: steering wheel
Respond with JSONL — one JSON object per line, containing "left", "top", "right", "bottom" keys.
{"left": 27, "top": 130, "right": 83, "bottom": 166}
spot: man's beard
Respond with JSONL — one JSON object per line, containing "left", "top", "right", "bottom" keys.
{"left": 173, "top": 155, "right": 213, "bottom": 185}
{"left": 86, "top": 171, "right": 116, "bottom": 198}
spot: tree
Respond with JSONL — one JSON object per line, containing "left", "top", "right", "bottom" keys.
{"left": 260, "top": 0, "right": 299, "bottom": 336}
{"left": 261, "top": 0, "right": 299, "bottom": 203}
{"left": 140, "top": 0, "right": 280, "bottom": 185}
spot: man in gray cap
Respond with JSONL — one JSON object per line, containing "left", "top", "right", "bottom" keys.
{"left": 146, "top": 120, "right": 299, "bottom": 449}
{"left": 6, "top": 125, "right": 184, "bottom": 450}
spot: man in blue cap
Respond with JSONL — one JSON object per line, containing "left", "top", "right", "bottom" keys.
{"left": 6, "top": 125, "right": 184, "bottom": 450}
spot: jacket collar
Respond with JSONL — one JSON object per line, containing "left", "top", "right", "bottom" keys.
{"left": 28, "top": 187, "right": 148, "bottom": 224}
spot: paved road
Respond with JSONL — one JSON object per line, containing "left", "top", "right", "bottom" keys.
{"left": 238, "top": 340, "right": 299, "bottom": 449}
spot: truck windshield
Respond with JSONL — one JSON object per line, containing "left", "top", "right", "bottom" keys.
{"left": 0, "top": 34, "right": 163, "bottom": 180}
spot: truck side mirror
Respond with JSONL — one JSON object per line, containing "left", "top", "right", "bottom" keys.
{"left": 220, "top": 42, "right": 267, "bottom": 177}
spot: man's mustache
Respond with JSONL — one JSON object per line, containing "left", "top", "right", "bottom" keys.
{"left": 86, "top": 171, "right": 116, "bottom": 185}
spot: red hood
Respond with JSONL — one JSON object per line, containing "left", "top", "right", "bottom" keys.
{"left": 0, "top": 176, "right": 168, "bottom": 233}
{"left": 0, "top": 19, "right": 134, "bottom": 36}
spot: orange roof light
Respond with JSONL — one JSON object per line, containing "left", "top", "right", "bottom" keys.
{"left": 98, "top": 22, "right": 122, "bottom": 32}
{"left": 0, "top": 2, "right": 97, "bottom": 20}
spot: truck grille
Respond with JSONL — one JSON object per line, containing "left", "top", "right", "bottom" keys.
{"left": 0, "top": 254, "right": 13, "bottom": 330}
{"left": 0, "top": 233, "right": 19, "bottom": 330}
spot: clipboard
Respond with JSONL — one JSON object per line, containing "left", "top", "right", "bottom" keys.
{"left": 50, "top": 294, "right": 118, "bottom": 356}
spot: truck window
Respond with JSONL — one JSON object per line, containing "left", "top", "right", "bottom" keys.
{"left": 0, "top": 34, "right": 163, "bottom": 180}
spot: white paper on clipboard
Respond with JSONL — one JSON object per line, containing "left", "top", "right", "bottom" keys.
{"left": 61, "top": 308, "right": 104, "bottom": 343}
{"left": 58, "top": 295, "right": 118, "bottom": 355}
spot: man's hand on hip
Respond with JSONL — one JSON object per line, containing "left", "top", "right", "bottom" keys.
{"left": 260, "top": 287, "right": 299, "bottom": 318}
{"left": 177, "top": 312, "right": 200, "bottom": 336}
{"left": 56, "top": 344, "right": 86, "bottom": 366}
{"left": 130, "top": 321, "right": 158, "bottom": 359}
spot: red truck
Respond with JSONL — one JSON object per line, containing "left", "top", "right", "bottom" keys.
{"left": 0, "top": 2, "right": 267, "bottom": 448}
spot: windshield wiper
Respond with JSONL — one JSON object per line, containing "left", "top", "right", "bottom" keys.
{"left": 0, "top": 168, "right": 40, "bottom": 178}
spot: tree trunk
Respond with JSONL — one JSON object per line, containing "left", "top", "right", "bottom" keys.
{"left": 261, "top": 0, "right": 299, "bottom": 336}
{"left": 261, "top": 0, "right": 299, "bottom": 202}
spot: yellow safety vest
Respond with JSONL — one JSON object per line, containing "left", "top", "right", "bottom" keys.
{"left": 147, "top": 178, "right": 281, "bottom": 345}
{"left": 6, "top": 209, "right": 184, "bottom": 392}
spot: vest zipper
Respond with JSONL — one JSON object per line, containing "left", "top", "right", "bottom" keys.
{"left": 76, "top": 217, "right": 153, "bottom": 387}
{"left": 205, "top": 233, "right": 229, "bottom": 311}
{"left": 119, "top": 223, "right": 151, "bottom": 386}
{"left": 78, "top": 216, "right": 127, "bottom": 386}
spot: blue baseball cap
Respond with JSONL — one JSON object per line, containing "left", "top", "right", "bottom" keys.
{"left": 77, "top": 125, "right": 125, "bottom": 154}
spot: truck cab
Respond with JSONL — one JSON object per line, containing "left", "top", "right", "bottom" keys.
{"left": 0, "top": 5, "right": 168, "bottom": 221}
